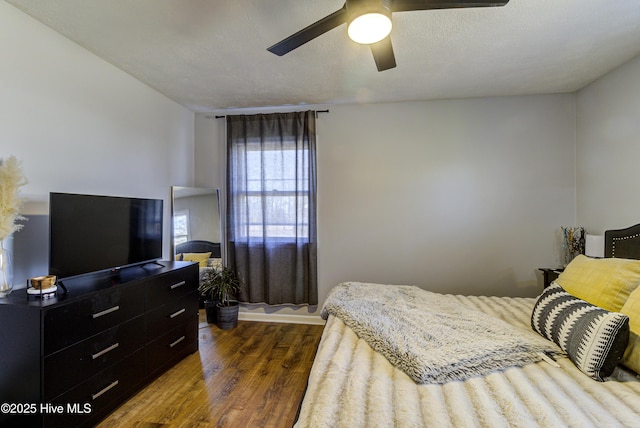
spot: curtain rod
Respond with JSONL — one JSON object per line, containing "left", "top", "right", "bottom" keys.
{"left": 214, "top": 109, "right": 329, "bottom": 119}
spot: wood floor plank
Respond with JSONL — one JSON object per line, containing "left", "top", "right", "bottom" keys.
{"left": 97, "top": 311, "right": 324, "bottom": 428}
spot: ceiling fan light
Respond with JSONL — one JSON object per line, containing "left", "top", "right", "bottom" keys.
{"left": 348, "top": 12, "right": 392, "bottom": 44}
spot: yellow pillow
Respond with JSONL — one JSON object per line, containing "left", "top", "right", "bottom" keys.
{"left": 556, "top": 255, "right": 640, "bottom": 312}
{"left": 620, "top": 286, "right": 640, "bottom": 374}
{"left": 181, "top": 252, "right": 212, "bottom": 268}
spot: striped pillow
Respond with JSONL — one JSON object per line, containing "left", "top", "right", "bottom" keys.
{"left": 531, "top": 283, "right": 629, "bottom": 381}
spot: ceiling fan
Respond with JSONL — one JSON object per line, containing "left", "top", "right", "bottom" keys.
{"left": 267, "top": 0, "right": 510, "bottom": 72}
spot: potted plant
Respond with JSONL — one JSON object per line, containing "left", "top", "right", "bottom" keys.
{"left": 198, "top": 265, "right": 241, "bottom": 329}
{"left": 198, "top": 268, "right": 220, "bottom": 324}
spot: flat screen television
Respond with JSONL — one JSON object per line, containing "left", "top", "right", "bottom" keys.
{"left": 49, "top": 192, "right": 163, "bottom": 280}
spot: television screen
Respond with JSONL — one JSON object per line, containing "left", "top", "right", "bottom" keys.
{"left": 49, "top": 192, "right": 163, "bottom": 279}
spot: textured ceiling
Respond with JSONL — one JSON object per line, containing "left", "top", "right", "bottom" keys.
{"left": 7, "top": 0, "right": 640, "bottom": 112}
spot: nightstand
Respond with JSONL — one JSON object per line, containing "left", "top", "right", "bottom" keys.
{"left": 539, "top": 268, "right": 564, "bottom": 289}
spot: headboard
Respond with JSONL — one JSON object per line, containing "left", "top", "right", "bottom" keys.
{"left": 175, "top": 240, "right": 222, "bottom": 259}
{"left": 604, "top": 223, "right": 640, "bottom": 260}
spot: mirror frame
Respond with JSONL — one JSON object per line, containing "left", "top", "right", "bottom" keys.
{"left": 170, "top": 186, "right": 224, "bottom": 265}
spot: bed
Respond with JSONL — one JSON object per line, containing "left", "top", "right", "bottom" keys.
{"left": 175, "top": 240, "right": 222, "bottom": 270}
{"left": 175, "top": 240, "right": 223, "bottom": 304}
{"left": 175, "top": 240, "right": 221, "bottom": 262}
{"left": 295, "top": 225, "right": 640, "bottom": 427}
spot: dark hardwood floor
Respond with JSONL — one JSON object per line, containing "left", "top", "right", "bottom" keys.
{"left": 97, "top": 311, "right": 324, "bottom": 427}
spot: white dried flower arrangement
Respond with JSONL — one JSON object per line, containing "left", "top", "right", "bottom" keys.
{"left": 0, "top": 156, "right": 28, "bottom": 241}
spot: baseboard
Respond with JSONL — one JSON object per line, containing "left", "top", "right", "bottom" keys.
{"left": 238, "top": 311, "right": 326, "bottom": 325}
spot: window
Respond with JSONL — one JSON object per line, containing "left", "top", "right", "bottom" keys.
{"left": 173, "top": 210, "right": 189, "bottom": 245}
{"left": 238, "top": 143, "right": 310, "bottom": 240}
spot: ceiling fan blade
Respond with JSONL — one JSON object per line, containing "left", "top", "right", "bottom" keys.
{"left": 370, "top": 36, "right": 396, "bottom": 72}
{"left": 267, "top": 7, "right": 348, "bottom": 56}
{"left": 391, "top": 0, "right": 509, "bottom": 12}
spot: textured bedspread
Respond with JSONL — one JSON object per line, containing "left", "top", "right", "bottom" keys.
{"left": 322, "top": 282, "right": 558, "bottom": 384}
{"left": 296, "top": 290, "right": 640, "bottom": 427}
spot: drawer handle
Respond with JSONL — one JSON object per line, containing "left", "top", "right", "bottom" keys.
{"left": 169, "top": 308, "right": 186, "bottom": 319}
{"left": 91, "top": 380, "right": 119, "bottom": 400}
{"left": 169, "top": 335, "right": 186, "bottom": 348}
{"left": 91, "top": 343, "right": 120, "bottom": 360}
{"left": 169, "top": 281, "right": 186, "bottom": 290}
{"left": 92, "top": 305, "right": 120, "bottom": 319}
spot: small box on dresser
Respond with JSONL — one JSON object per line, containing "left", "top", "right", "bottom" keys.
{"left": 0, "top": 261, "right": 199, "bottom": 428}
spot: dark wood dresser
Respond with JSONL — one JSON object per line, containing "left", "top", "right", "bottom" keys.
{"left": 0, "top": 261, "right": 199, "bottom": 427}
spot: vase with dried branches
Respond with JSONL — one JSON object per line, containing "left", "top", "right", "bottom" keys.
{"left": 561, "top": 226, "right": 585, "bottom": 267}
{"left": 0, "top": 156, "right": 28, "bottom": 297}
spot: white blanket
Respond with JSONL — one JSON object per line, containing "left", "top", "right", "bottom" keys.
{"left": 322, "top": 282, "right": 558, "bottom": 384}
{"left": 297, "top": 291, "right": 640, "bottom": 427}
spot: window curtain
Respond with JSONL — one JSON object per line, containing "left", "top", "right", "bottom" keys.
{"left": 226, "top": 111, "right": 318, "bottom": 305}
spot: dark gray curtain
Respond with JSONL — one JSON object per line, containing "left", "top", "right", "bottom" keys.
{"left": 226, "top": 111, "right": 317, "bottom": 305}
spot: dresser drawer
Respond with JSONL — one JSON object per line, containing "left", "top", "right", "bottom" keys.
{"left": 44, "top": 315, "right": 145, "bottom": 401}
{"left": 147, "top": 264, "right": 198, "bottom": 308}
{"left": 44, "top": 282, "right": 145, "bottom": 355}
{"left": 146, "top": 291, "right": 198, "bottom": 341}
{"left": 147, "top": 316, "right": 198, "bottom": 378}
{"left": 46, "top": 348, "right": 146, "bottom": 428}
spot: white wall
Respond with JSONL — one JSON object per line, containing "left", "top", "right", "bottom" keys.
{"left": 576, "top": 54, "right": 640, "bottom": 233}
{"left": 196, "top": 94, "right": 576, "bottom": 318}
{"left": 174, "top": 194, "right": 221, "bottom": 243}
{"left": 194, "top": 114, "right": 225, "bottom": 189}
{"left": 318, "top": 97, "right": 575, "bottom": 301}
{"left": 1, "top": 2, "right": 194, "bottom": 261}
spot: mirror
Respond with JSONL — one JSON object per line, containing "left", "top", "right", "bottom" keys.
{"left": 171, "top": 187, "right": 223, "bottom": 267}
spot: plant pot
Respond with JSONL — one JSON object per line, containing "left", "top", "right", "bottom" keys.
{"left": 204, "top": 300, "right": 219, "bottom": 324}
{"left": 216, "top": 301, "right": 239, "bottom": 330}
